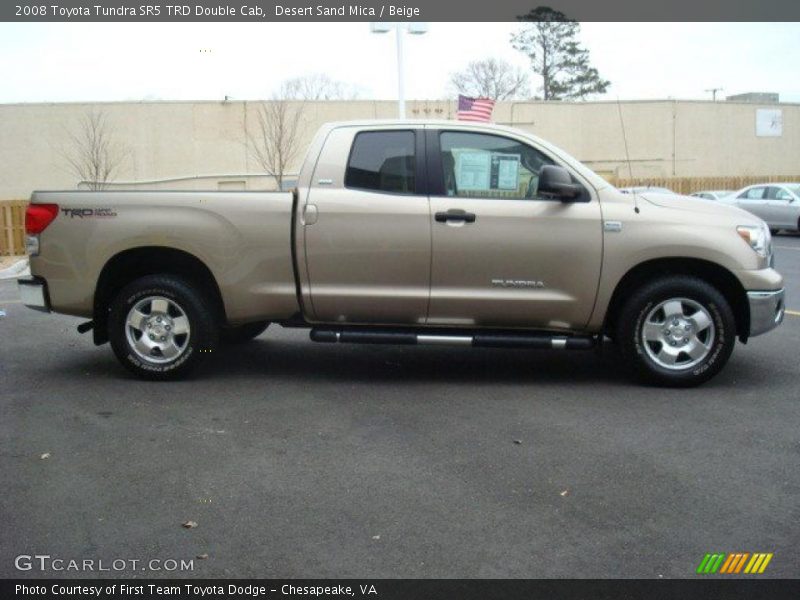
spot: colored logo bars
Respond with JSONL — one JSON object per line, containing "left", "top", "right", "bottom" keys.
{"left": 696, "top": 552, "right": 773, "bottom": 574}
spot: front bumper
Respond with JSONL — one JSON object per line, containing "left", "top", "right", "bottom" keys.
{"left": 17, "top": 277, "right": 50, "bottom": 312}
{"left": 747, "top": 289, "right": 784, "bottom": 337}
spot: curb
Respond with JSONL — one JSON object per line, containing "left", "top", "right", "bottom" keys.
{"left": 0, "top": 257, "right": 30, "bottom": 280}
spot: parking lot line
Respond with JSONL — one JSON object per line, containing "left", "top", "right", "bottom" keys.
{"left": 785, "top": 310, "right": 800, "bottom": 317}
{"left": 775, "top": 246, "right": 800, "bottom": 251}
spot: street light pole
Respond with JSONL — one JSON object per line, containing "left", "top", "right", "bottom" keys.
{"left": 371, "top": 22, "right": 428, "bottom": 119}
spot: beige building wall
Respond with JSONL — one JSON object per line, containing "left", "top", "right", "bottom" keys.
{"left": 0, "top": 99, "right": 798, "bottom": 200}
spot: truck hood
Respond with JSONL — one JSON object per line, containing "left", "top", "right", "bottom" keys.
{"left": 639, "top": 192, "right": 759, "bottom": 222}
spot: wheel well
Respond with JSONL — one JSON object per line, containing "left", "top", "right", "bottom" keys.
{"left": 604, "top": 258, "right": 750, "bottom": 342}
{"left": 92, "top": 247, "right": 225, "bottom": 345}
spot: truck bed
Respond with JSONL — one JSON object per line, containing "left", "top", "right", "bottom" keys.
{"left": 29, "top": 190, "right": 301, "bottom": 323}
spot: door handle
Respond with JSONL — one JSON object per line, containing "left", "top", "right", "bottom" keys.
{"left": 435, "top": 209, "right": 477, "bottom": 224}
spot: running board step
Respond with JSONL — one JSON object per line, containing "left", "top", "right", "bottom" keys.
{"left": 310, "top": 329, "right": 595, "bottom": 350}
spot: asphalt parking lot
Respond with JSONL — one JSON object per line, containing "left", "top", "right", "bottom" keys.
{"left": 1, "top": 236, "right": 798, "bottom": 579}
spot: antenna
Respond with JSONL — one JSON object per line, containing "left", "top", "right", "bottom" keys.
{"left": 616, "top": 97, "right": 639, "bottom": 214}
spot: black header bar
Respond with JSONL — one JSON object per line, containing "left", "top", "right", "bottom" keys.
{"left": 3, "top": 0, "right": 800, "bottom": 22}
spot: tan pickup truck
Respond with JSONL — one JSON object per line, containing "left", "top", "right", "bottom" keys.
{"left": 18, "top": 120, "right": 785, "bottom": 386}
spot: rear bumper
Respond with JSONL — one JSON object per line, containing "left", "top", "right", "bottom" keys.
{"left": 747, "top": 289, "right": 784, "bottom": 337}
{"left": 17, "top": 277, "right": 50, "bottom": 312}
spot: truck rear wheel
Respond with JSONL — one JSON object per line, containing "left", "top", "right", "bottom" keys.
{"left": 616, "top": 276, "right": 735, "bottom": 387}
{"left": 108, "top": 275, "right": 218, "bottom": 380}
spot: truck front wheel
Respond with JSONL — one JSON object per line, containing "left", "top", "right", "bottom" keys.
{"left": 108, "top": 275, "right": 219, "bottom": 380}
{"left": 616, "top": 276, "right": 736, "bottom": 387}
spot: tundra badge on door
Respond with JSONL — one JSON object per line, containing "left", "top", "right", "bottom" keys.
{"left": 491, "top": 279, "right": 545, "bottom": 288}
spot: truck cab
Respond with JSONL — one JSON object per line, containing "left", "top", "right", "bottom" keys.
{"left": 297, "top": 122, "right": 604, "bottom": 331}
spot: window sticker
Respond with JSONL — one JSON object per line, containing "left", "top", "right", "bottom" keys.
{"left": 492, "top": 154, "right": 520, "bottom": 190}
{"left": 455, "top": 151, "right": 491, "bottom": 191}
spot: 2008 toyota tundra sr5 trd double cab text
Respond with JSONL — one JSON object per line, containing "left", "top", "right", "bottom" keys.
{"left": 18, "top": 120, "right": 785, "bottom": 386}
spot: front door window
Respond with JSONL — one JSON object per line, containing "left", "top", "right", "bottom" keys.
{"left": 439, "top": 131, "right": 555, "bottom": 200}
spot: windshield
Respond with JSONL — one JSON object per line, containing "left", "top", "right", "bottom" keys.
{"left": 785, "top": 185, "right": 800, "bottom": 196}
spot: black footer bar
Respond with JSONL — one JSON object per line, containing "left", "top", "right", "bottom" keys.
{"left": 4, "top": 579, "right": 800, "bottom": 600}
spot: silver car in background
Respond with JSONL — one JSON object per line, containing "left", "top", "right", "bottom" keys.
{"left": 729, "top": 183, "right": 800, "bottom": 234}
{"left": 619, "top": 185, "right": 676, "bottom": 195}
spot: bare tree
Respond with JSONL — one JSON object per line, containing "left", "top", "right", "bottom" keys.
{"left": 282, "top": 73, "right": 362, "bottom": 101}
{"left": 63, "top": 109, "right": 129, "bottom": 190}
{"left": 247, "top": 83, "right": 307, "bottom": 191}
{"left": 450, "top": 58, "right": 530, "bottom": 100}
{"left": 247, "top": 75, "right": 364, "bottom": 190}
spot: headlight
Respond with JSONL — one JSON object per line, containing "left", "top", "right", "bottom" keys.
{"left": 737, "top": 224, "right": 771, "bottom": 258}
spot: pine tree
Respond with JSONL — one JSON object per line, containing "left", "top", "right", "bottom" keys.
{"left": 512, "top": 7, "right": 610, "bottom": 101}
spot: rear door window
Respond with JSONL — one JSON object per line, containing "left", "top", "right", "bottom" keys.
{"left": 345, "top": 131, "right": 416, "bottom": 194}
{"left": 740, "top": 187, "right": 766, "bottom": 200}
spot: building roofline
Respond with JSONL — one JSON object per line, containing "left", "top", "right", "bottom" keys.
{"left": 1, "top": 98, "right": 798, "bottom": 108}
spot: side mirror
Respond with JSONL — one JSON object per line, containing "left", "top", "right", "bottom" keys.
{"left": 537, "top": 165, "right": 583, "bottom": 201}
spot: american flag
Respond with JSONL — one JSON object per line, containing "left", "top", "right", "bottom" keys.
{"left": 456, "top": 95, "right": 496, "bottom": 122}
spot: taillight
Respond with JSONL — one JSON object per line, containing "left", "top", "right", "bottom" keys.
{"left": 25, "top": 204, "right": 59, "bottom": 234}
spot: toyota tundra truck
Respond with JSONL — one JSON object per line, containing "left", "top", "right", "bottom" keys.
{"left": 18, "top": 120, "right": 785, "bottom": 386}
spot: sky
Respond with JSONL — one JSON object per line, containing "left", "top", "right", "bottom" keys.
{"left": 0, "top": 22, "right": 798, "bottom": 104}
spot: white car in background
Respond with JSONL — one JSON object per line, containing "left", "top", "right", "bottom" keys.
{"left": 690, "top": 190, "right": 734, "bottom": 201}
{"left": 729, "top": 183, "right": 800, "bottom": 234}
{"left": 618, "top": 185, "right": 676, "bottom": 195}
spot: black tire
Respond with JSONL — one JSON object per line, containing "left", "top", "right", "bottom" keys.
{"left": 221, "top": 321, "right": 269, "bottom": 344}
{"left": 616, "top": 276, "right": 736, "bottom": 387}
{"left": 108, "top": 275, "right": 219, "bottom": 380}
{"left": 770, "top": 228, "right": 779, "bottom": 236}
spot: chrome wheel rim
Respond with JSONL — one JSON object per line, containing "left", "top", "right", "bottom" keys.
{"left": 641, "top": 297, "right": 715, "bottom": 370}
{"left": 125, "top": 296, "right": 191, "bottom": 364}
